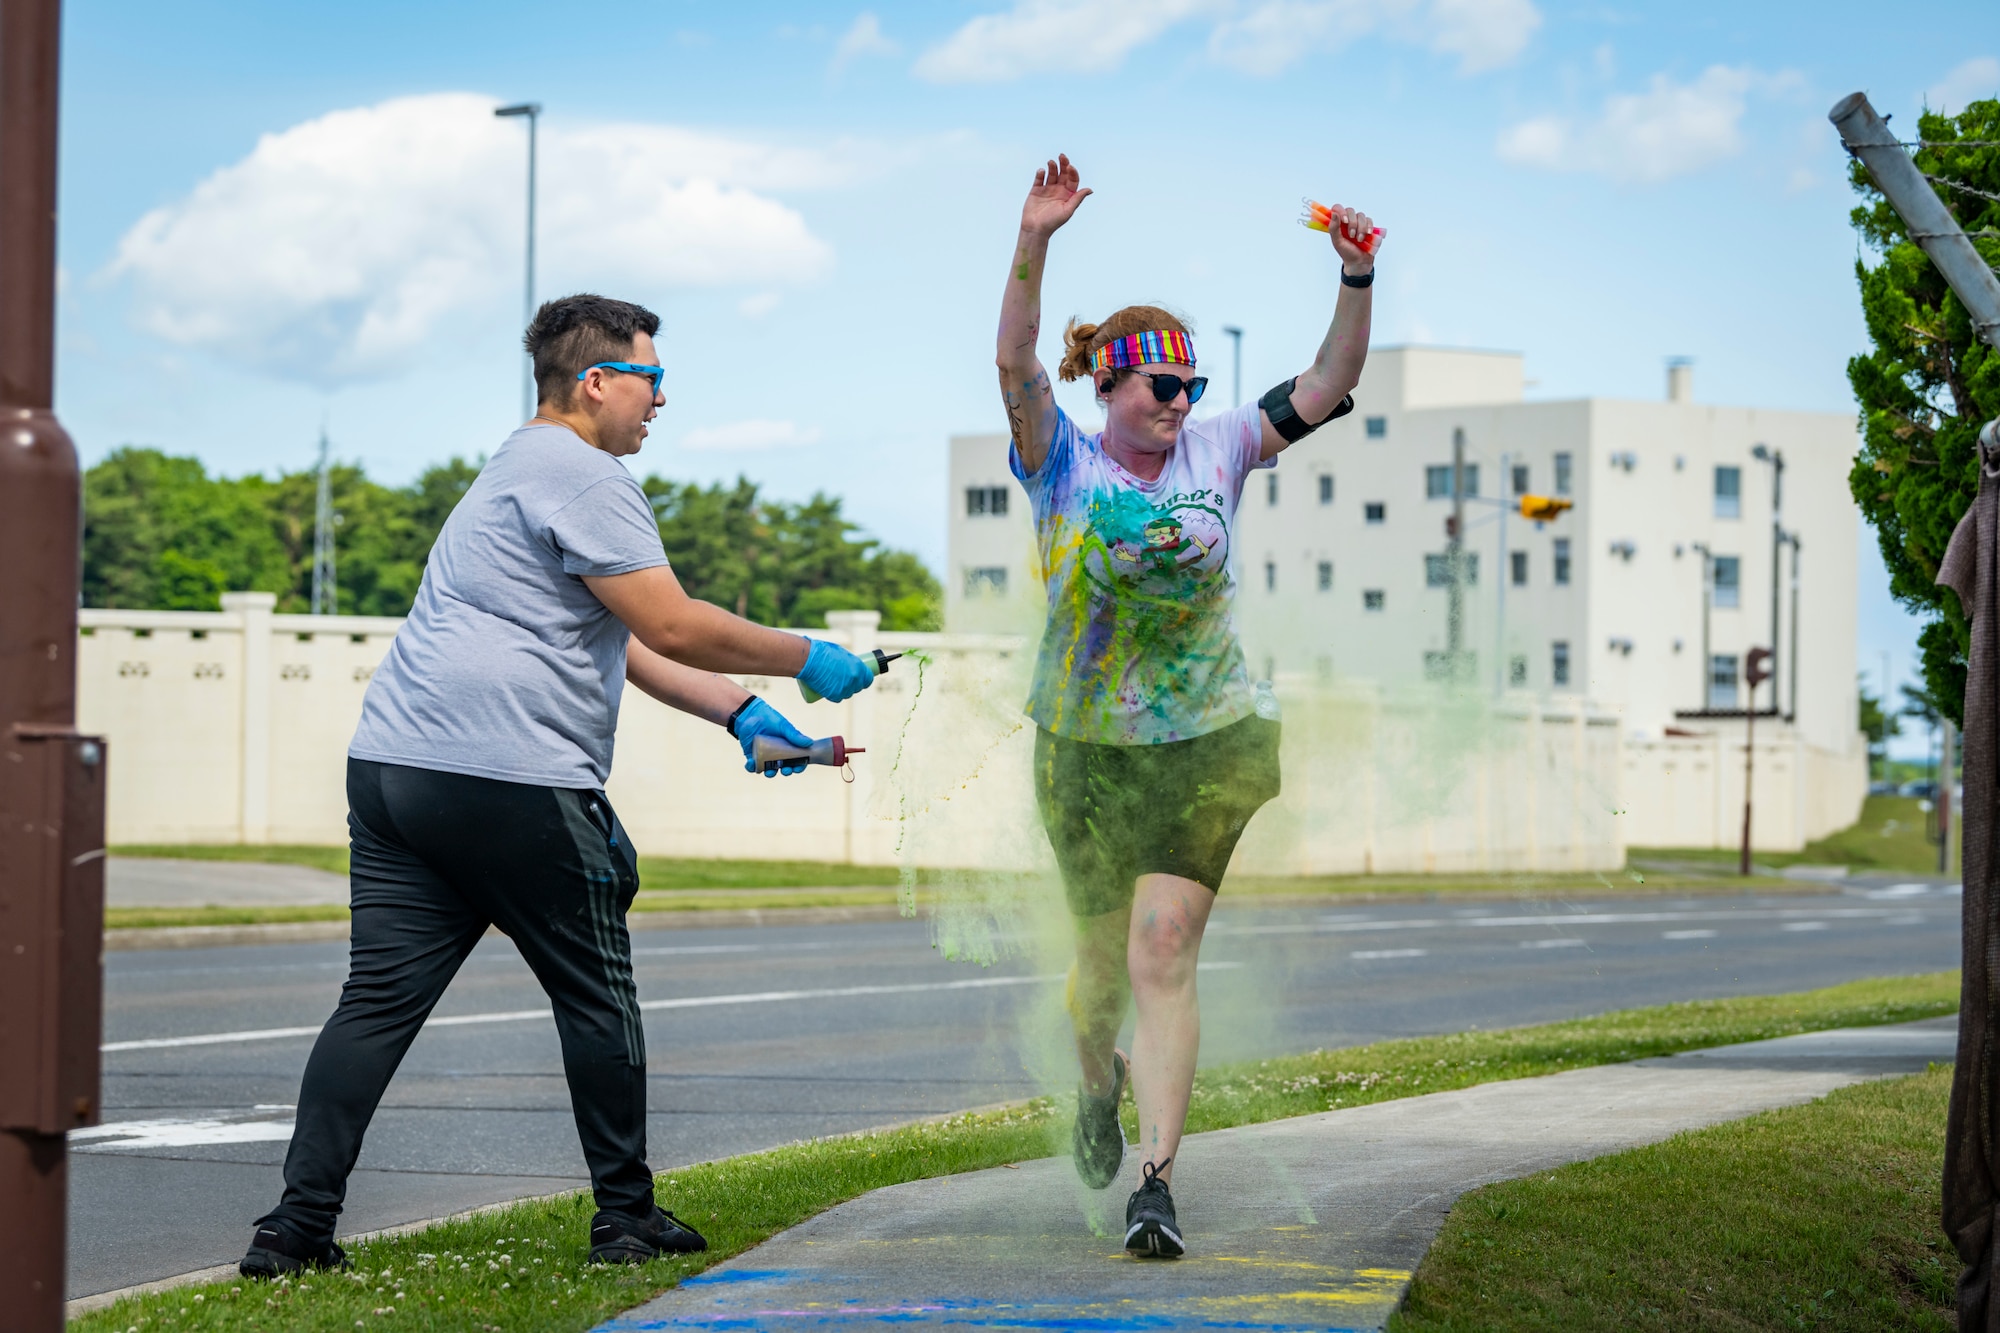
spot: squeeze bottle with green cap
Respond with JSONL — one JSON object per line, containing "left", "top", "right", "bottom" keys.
{"left": 799, "top": 649, "right": 900, "bottom": 704}
{"left": 750, "top": 734, "right": 865, "bottom": 774}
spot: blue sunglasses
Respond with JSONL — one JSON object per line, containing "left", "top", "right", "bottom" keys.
{"left": 577, "top": 361, "right": 665, "bottom": 396}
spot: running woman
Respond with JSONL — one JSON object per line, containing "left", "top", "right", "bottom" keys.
{"left": 995, "top": 155, "right": 1378, "bottom": 1257}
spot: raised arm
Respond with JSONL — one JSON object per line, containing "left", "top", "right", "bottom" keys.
{"left": 997, "top": 154, "right": 1092, "bottom": 475}
{"left": 1260, "top": 204, "right": 1383, "bottom": 461}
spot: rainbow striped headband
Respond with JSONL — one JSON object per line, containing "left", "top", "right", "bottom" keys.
{"left": 1091, "top": 329, "right": 1195, "bottom": 371}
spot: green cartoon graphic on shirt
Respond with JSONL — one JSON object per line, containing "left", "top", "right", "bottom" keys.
{"left": 1081, "top": 487, "right": 1229, "bottom": 604}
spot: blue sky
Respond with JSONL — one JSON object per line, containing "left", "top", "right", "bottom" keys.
{"left": 52, "top": 0, "right": 1997, "bottom": 745}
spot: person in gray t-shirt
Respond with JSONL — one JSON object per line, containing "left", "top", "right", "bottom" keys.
{"left": 243, "top": 294, "right": 880, "bottom": 1280}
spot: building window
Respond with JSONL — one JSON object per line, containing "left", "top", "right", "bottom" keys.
{"left": 1714, "top": 465, "right": 1741, "bottom": 519}
{"left": 1425, "top": 463, "right": 1479, "bottom": 499}
{"left": 1511, "top": 464, "right": 1530, "bottom": 496}
{"left": 1264, "top": 560, "right": 1277, "bottom": 592}
{"left": 1509, "top": 654, "right": 1527, "bottom": 687}
{"left": 965, "top": 486, "right": 1009, "bottom": 517}
{"left": 1366, "top": 416, "right": 1387, "bottom": 439}
{"left": 1317, "top": 560, "right": 1333, "bottom": 591}
{"left": 1363, "top": 589, "right": 1385, "bottom": 611}
{"left": 1553, "top": 452, "right": 1573, "bottom": 496}
{"left": 1709, "top": 654, "right": 1739, "bottom": 709}
{"left": 1552, "top": 640, "right": 1570, "bottom": 687}
{"left": 1364, "top": 502, "right": 1386, "bottom": 523}
{"left": 1267, "top": 473, "right": 1279, "bottom": 507}
{"left": 1318, "top": 474, "right": 1334, "bottom": 505}
{"left": 1510, "top": 550, "right": 1528, "bottom": 586}
{"left": 1553, "top": 537, "right": 1571, "bottom": 585}
{"left": 965, "top": 566, "right": 1007, "bottom": 595}
{"left": 1712, "top": 555, "right": 1741, "bottom": 608}
{"left": 1424, "top": 553, "right": 1479, "bottom": 586}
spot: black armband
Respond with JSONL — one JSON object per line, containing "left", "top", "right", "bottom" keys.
{"left": 1259, "top": 377, "right": 1355, "bottom": 444}
{"left": 724, "top": 697, "right": 755, "bottom": 737}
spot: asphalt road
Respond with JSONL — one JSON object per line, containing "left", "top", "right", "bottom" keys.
{"left": 73, "top": 876, "right": 1961, "bottom": 1300}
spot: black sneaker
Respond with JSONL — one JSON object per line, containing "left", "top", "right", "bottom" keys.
{"left": 1072, "top": 1050, "right": 1128, "bottom": 1190}
{"left": 1125, "top": 1158, "right": 1184, "bottom": 1258}
{"left": 588, "top": 1204, "right": 708, "bottom": 1264}
{"left": 239, "top": 1220, "right": 349, "bottom": 1280}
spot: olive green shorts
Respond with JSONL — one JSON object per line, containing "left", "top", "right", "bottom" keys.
{"left": 1033, "top": 715, "right": 1282, "bottom": 918}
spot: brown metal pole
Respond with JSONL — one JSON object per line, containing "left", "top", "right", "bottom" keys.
{"left": 1740, "top": 688, "right": 1755, "bottom": 876}
{"left": 0, "top": 0, "right": 106, "bottom": 1327}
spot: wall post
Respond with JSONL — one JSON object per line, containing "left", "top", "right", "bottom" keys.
{"left": 222, "top": 592, "right": 277, "bottom": 844}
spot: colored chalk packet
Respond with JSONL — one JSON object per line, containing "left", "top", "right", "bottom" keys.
{"left": 1299, "top": 198, "right": 1381, "bottom": 254}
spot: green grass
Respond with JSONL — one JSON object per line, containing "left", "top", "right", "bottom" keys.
{"left": 1393, "top": 1063, "right": 1957, "bottom": 1331}
{"left": 105, "top": 905, "right": 352, "bottom": 931}
{"left": 112, "top": 844, "right": 353, "bottom": 875}
{"left": 71, "top": 970, "right": 1958, "bottom": 1333}
{"left": 1631, "top": 795, "right": 1954, "bottom": 875}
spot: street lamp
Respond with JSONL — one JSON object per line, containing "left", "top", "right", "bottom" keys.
{"left": 496, "top": 102, "right": 542, "bottom": 421}
{"left": 1750, "top": 442, "right": 1784, "bottom": 717}
{"left": 1221, "top": 326, "right": 1243, "bottom": 408}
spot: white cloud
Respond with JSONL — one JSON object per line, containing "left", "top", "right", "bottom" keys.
{"left": 738, "top": 292, "right": 782, "bottom": 318}
{"left": 1209, "top": 0, "right": 1537, "bottom": 76}
{"left": 1496, "top": 66, "right": 1771, "bottom": 184}
{"left": 915, "top": 0, "right": 1217, "bottom": 84}
{"left": 831, "top": 12, "right": 900, "bottom": 74}
{"left": 678, "top": 418, "right": 822, "bottom": 451}
{"left": 106, "top": 93, "right": 839, "bottom": 386}
{"left": 1927, "top": 56, "right": 1999, "bottom": 117}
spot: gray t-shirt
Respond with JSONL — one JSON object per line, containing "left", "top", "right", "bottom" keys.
{"left": 349, "top": 423, "right": 668, "bottom": 788}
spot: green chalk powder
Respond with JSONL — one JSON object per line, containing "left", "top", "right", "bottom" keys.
{"left": 1016, "top": 262, "right": 1031, "bottom": 280}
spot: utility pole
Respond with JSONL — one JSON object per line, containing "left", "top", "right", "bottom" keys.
{"left": 1222, "top": 326, "right": 1243, "bottom": 409}
{"left": 311, "top": 425, "right": 338, "bottom": 615}
{"left": 1494, "top": 452, "right": 1509, "bottom": 696}
{"left": 1786, "top": 533, "right": 1801, "bottom": 721}
{"left": 1742, "top": 647, "right": 1773, "bottom": 875}
{"left": 1447, "top": 426, "right": 1467, "bottom": 676}
{"left": 496, "top": 102, "right": 542, "bottom": 421}
{"left": 0, "top": 0, "right": 108, "bottom": 1326}
{"left": 1941, "top": 717, "right": 1956, "bottom": 877}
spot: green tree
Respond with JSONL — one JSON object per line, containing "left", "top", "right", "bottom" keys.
{"left": 1858, "top": 678, "right": 1901, "bottom": 779}
{"left": 1846, "top": 96, "right": 2000, "bottom": 726}
{"left": 83, "top": 449, "right": 941, "bottom": 629}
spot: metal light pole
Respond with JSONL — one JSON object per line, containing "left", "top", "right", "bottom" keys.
{"left": 1221, "top": 325, "right": 1243, "bottom": 408}
{"left": 1494, "top": 452, "right": 1509, "bottom": 696}
{"left": 310, "top": 424, "right": 337, "bottom": 615}
{"left": 1785, "top": 532, "right": 1801, "bottom": 722}
{"left": 496, "top": 102, "right": 541, "bottom": 421}
{"left": 0, "top": 0, "right": 108, "bottom": 1325}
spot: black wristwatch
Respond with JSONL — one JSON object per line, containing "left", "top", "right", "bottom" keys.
{"left": 1341, "top": 268, "right": 1375, "bottom": 288}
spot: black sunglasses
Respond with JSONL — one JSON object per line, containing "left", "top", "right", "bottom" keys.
{"left": 1103, "top": 370, "right": 1208, "bottom": 405}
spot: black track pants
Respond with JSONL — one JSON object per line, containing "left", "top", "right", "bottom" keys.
{"left": 260, "top": 758, "right": 652, "bottom": 1244}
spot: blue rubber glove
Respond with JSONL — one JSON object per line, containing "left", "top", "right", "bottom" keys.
{"left": 796, "top": 636, "right": 877, "bottom": 703}
{"left": 729, "top": 698, "right": 815, "bottom": 777}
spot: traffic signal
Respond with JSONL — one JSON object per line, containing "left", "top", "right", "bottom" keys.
{"left": 1746, "top": 646, "right": 1774, "bottom": 688}
{"left": 1519, "top": 495, "right": 1573, "bottom": 522}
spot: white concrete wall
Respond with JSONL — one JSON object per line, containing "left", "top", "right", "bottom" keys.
{"left": 76, "top": 604, "right": 1625, "bottom": 873}
{"left": 1618, "top": 720, "right": 1868, "bottom": 851}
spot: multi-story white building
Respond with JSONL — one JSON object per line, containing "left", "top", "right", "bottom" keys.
{"left": 947, "top": 347, "right": 1867, "bottom": 849}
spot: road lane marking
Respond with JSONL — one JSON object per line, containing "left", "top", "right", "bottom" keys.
{"left": 1519, "top": 938, "right": 1588, "bottom": 949}
{"left": 1663, "top": 929, "right": 1718, "bottom": 940}
{"left": 103, "top": 963, "right": 1231, "bottom": 1054}
{"left": 1781, "top": 921, "right": 1830, "bottom": 932}
{"left": 70, "top": 1116, "right": 296, "bottom": 1150}
{"left": 1210, "top": 905, "right": 1942, "bottom": 939}
{"left": 1350, "top": 949, "right": 1427, "bottom": 960}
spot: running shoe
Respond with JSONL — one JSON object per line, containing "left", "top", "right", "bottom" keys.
{"left": 239, "top": 1220, "right": 349, "bottom": 1280}
{"left": 588, "top": 1204, "right": 709, "bottom": 1264}
{"left": 1071, "top": 1050, "right": 1128, "bottom": 1190}
{"left": 1125, "top": 1158, "right": 1184, "bottom": 1258}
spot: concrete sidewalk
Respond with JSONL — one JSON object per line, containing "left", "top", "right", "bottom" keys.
{"left": 602, "top": 1017, "right": 1956, "bottom": 1332}
{"left": 108, "top": 856, "right": 351, "bottom": 907}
